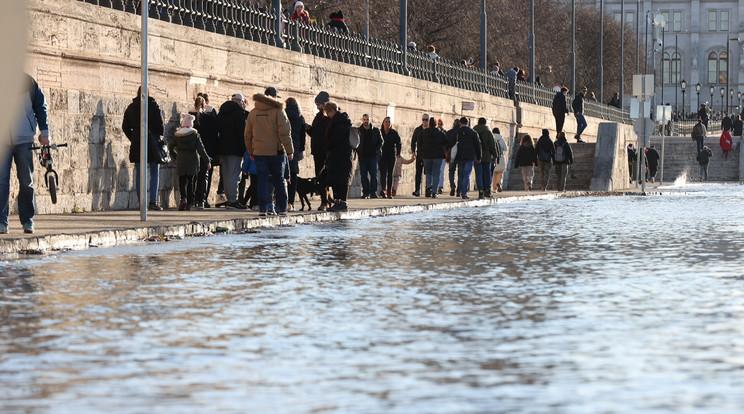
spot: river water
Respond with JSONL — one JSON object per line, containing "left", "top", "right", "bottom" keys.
{"left": 1, "top": 184, "right": 744, "bottom": 413}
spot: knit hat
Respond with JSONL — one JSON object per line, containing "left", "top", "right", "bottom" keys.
{"left": 294, "top": 1, "right": 304, "bottom": 9}
{"left": 180, "top": 113, "right": 195, "bottom": 128}
{"left": 315, "top": 91, "right": 330, "bottom": 105}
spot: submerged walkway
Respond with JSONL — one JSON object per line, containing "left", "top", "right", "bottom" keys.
{"left": 0, "top": 191, "right": 629, "bottom": 255}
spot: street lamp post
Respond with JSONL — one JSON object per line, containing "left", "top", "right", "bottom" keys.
{"left": 620, "top": 0, "right": 624, "bottom": 105}
{"left": 681, "top": 80, "right": 686, "bottom": 119}
{"left": 720, "top": 87, "right": 725, "bottom": 115}
{"left": 528, "top": 0, "right": 535, "bottom": 82}
{"left": 400, "top": 0, "right": 408, "bottom": 74}
{"left": 571, "top": 0, "right": 576, "bottom": 94}
{"left": 710, "top": 85, "right": 715, "bottom": 112}
{"left": 480, "top": 0, "right": 487, "bottom": 71}
{"left": 730, "top": 89, "right": 734, "bottom": 115}
{"left": 599, "top": 0, "right": 604, "bottom": 102}
{"left": 738, "top": 91, "right": 742, "bottom": 114}
{"left": 696, "top": 82, "right": 701, "bottom": 111}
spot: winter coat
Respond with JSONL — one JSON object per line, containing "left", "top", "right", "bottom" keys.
{"left": 309, "top": 111, "right": 330, "bottom": 156}
{"left": 244, "top": 94, "right": 293, "bottom": 157}
{"left": 170, "top": 128, "right": 210, "bottom": 177}
{"left": 734, "top": 119, "right": 743, "bottom": 137}
{"left": 326, "top": 111, "right": 353, "bottom": 181}
{"left": 720, "top": 130, "right": 733, "bottom": 152}
{"left": 410, "top": 125, "right": 426, "bottom": 156}
{"left": 627, "top": 147, "right": 638, "bottom": 162}
{"left": 357, "top": 124, "right": 383, "bottom": 159}
{"left": 419, "top": 127, "right": 448, "bottom": 159}
{"left": 285, "top": 100, "right": 307, "bottom": 158}
{"left": 328, "top": 18, "right": 349, "bottom": 33}
{"left": 697, "top": 146, "right": 713, "bottom": 165}
{"left": 609, "top": 96, "right": 621, "bottom": 108}
{"left": 473, "top": 124, "right": 498, "bottom": 164}
{"left": 722, "top": 116, "right": 733, "bottom": 132}
{"left": 645, "top": 148, "right": 660, "bottom": 169}
{"left": 381, "top": 128, "right": 402, "bottom": 159}
{"left": 572, "top": 93, "right": 585, "bottom": 114}
{"left": 455, "top": 126, "right": 482, "bottom": 162}
{"left": 692, "top": 122, "right": 707, "bottom": 139}
{"left": 190, "top": 107, "right": 219, "bottom": 159}
{"left": 698, "top": 108, "right": 709, "bottom": 127}
{"left": 515, "top": 145, "right": 537, "bottom": 167}
{"left": 535, "top": 133, "right": 555, "bottom": 162}
{"left": 493, "top": 134, "right": 508, "bottom": 172}
{"left": 217, "top": 100, "right": 247, "bottom": 157}
{"left": 393, "top": 155, "right": 415, "bottom": 177}
{"left": 553, "top": 139, "right": 574, "bottom": 165}
{"left": 552, "top": 92, "right": 569, "bottom": 116}
{"left": 13, "top": 75, "right": 49, "bottom": 145}
{"left": 122, "top": 96, "right": 164, "bottom": 164}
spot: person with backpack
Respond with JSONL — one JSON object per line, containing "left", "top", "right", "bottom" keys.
{"left": 455, "top": 117, "right": 482, "bottom": 199}
{"left": 324, "top": 102, "right": 353, "bottom": 211}
{"left": 420, "top": 117, "right": 448, "bottom": 198}
{"left": 491, "top": 127, "right": 508, "bottom": 193}
{"left": 535, "top": 129, "right": 555, "bottom": 191}
{"left": 645, "top": 145, "right": 660, "bottom": 183}
{"left": 515, "top": 135, "right": 538, "bottom": 191}
{"left": 553, "top": 132, "right": 573, "bottom": 192}
{"left": 551, "top": 87, "right": 569, "bottom": 134}
{"left": 572, "top": 88, "right": 588, "bottom": 143}
{"left": 697, "top": 145, "right": 713, "bottom": 181}
{"left": 473, "top": 118, "right": 498, "bottom": 199}
{"left": 691, "top": 116, "right": 707, "bottom": 155}
{"left": 357, "top": 114, "right": 383, "bottom": 199}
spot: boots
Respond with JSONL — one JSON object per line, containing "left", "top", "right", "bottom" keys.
{"left": 178, "top": 198, "right": 188, "bottom": 211}
{"left": 478, "top": 190, "right": 484, "bottom": 200}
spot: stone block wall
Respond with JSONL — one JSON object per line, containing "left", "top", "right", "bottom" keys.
{"left": 16, "top": 0, "right": 625, "bottom": 214}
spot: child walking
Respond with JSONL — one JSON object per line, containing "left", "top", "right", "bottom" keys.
{"left": 172, "top": 114, "right": 211, "bottom": 211}
{"left": 392, "top": 154, "right": 416, "bottom": 196}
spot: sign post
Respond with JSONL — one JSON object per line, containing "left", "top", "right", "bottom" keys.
{"left": 139, "top": 0, "right": 149, "bottom": 222}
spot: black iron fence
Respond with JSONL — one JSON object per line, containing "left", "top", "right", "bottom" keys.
{"left": 80, "top": 0, "right": 630, "bottom": 124}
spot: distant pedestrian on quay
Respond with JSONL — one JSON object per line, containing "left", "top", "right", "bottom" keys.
{"left": 455, "top": 117, "right": 482, "bottom": 199}
{"left": 324, "top": 102, "right": 353, "bottom": 211}
{"left": 285, "top": 97, "right": 308, "bottom": 211}
{"left": 491, "top": 127, "right": 508, "bottom": 193}
{"left": 733, "top": 115, "right": 743, "bottom": 139}
{"left": 290, "top": 1, "right": 310, "bottom": 23}
{"left": 645, "top": 145, "right": 660, "bottom": 183}
{"left": 535, "top": 129, "right": 555, "bottom": 191}
{"left": 697, "top": 145, "right": 713, "bottom": 181}
{"left": 445, "top": 119, "right": 461, "bottom": 196}
{"left": 308, "top": 91, "right": 331, "bottom": 210}
{"left": 244, "top": 92, "right": 293, "bottom": 216}
{"left": 609, "top": 92, "right": 621, "bottom": 108}
{"left": 552, "top": 86, "right": 569, "bottom": 134}
{"left": 122, "top": 86, "right": 164, "bottom": 211}
{"left": 328, "top": 11, "right": 349, "bottom": 33}
{"left": 426, "top": 45, "right": 440, "bottom": 60}
{"left": 515, "top": 135, "right": 537, "bottom": 191}
{"left": 380, "top": 116, "right": 402, "bottom": 198}
{"left": 572, "top": 88, "right": 588, "bottom": 143}
{"left": 357, "top": 114, "right": 383, "bottom": 199}
{"left": 473, "top": 118, "right": 497, "bottom": 199}
{"left": 420, "top": 117, "right": 448, "bottom": 198}
{"left": 720, "top": 128, "right": 733, "bottom": 160}
{"left": 217, "top": 93, "right": 248, "bottom": 209}
{"left": 490, "top": 63, "right": 503, "bottom": 77}
{"left": 698, "top": 104, "right": 709, "bottom": 128}
{"left": 552, "top": 132, "right": 573, "bottom": 192}
{"left": 190, "top": 94, "right": 220, "bottom": 208}
{"left": 506, "top": 67, "right": 518, "bottom": 99}
{"left": 722, "top": 114, "right": 733, "bottom": 132}
{"left": 627, "top": 143, "right": 638, "bottom": 184}
{"left": 410, "top": 113, "right": 429, "bottom": 197}
{"left": 171, "top": 114, "right": 211, "bottom": 211}
{"left": 0, "top": 75, "right": 50, "bottom": 234}
{"left": 692, "top": 117, "right": 707, "bottom": 155}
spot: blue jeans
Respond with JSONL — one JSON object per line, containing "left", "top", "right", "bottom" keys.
{"left": 0, "top": 143, "right": 35, "bottom": 226}
{"left": 359, "top": 156, "right": 379, "bottom": 197}
{"left": 575, "top": 113, "right": 588, "bottom": 137}
{"left": 135, "top": 162, "right": 160, "bottom": 206}
{"left": 424, "top": 159, "right": 444, "bottom": 193}
{"left": 457, "top": 160, "right": 475, "bottom": 197}
{"left": 475, "top": 162, "right": 493, "bottom": 191}
{"left": 255, "top": 155, "right": 287, "bottom": 213}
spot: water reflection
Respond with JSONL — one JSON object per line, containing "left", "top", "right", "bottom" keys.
{"left": 2, "top": 184, "right": 744, "bottom": 413}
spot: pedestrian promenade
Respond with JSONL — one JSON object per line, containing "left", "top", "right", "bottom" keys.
{"left": 0, "top": 191, "right": 631, "bottom": 255}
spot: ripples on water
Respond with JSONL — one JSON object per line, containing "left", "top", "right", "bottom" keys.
{"left": 2, "top": 184, "right": 744, "bottom": 413}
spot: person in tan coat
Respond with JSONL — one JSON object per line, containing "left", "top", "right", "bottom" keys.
{"left": 244, "top": 91, "right": 293, "bottom": 216}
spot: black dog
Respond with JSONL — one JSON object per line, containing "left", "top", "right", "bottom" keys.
{"left": 296, "top": 177, "right": 322, "bottom": 211}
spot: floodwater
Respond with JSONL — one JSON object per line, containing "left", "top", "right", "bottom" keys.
{"left": 2, "top": 184, "right": 744, "bottom": 414}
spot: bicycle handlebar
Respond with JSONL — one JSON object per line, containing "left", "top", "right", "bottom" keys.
{"left": 30, "top": 143, "right": 68, "bottom": 151}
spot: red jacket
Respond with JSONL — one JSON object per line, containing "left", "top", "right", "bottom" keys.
{"left": 720, "top": 131, "right": 733, "bottom": 152}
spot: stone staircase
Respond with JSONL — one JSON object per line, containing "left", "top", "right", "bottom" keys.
{"left": 506, "top": 143, "right": 596, "bottom": 191}
{"left": 648, "top": 136, "right": 740, "bottom": 182}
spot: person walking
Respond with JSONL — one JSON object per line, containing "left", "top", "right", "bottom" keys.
{"left": 217, "top": 93, "right": 248, "bottom": 209}
{"left": 506, "top": 67, "right": 518, "bottom": 99}
{"left": 514, "top": 135, "right": 537, "bottom": 191}
{"left": 722, "top": 114, "right": 733, "bottom": 132}
{"left": 0, "top": 75, "right": 50, "bottom": 234}
{"left": 380, "top": 117, "right": 402, "bottom": 198}
{"left": 733, "top": 114, "right": 743, "bottom": 139}
{"left": 535, "top": 129, "right": 555, "bottom": 191}
{"left": 697, "top": 145, "right": 713, "bottom": 181}
{"left": 609, "top": 92, "right": 621, "bottom": 108}
{"left": 327, "top": 11, "right": 349, "bottom": 33}
{"left": 552, "top": 87, "right": 569, "bottom": 134}
{"left": 645, "top": 145, "right": 660, "bottom": 183}
{"left": 720, "top": 128, "right": 733, "bottom": 160}
{"left": 285, "top": 97, "right": 307, "bottom": 211}
{"left": 410, "top": 113, "right": 429, "bottom": 197}
{"left": 455, "top": 117, "right": 481, "bottom": 199}
{"left": 692, "top": 117, "right": 707, "bottom": 155}
{"left": 171, "top": 114, "right": 211, "bottom": 211}
{"left": 572, "top": 88, "right": 588, "bottom": 143}
{"left": 552, "top": 132, "right": 573, "bottom": 192}
{"left": 491, "top": 127, "right": 508, "bottom": 193}
{"left": 324, "top": 102, "right": 353, "bottom": 211}
{"left": 308, "top": 91, "right": 331, "bottom": 210}
{"left": 244, "top": 92, "right": 293, "bottom": 216}
{"left": 627, "top": 143, "right": 638, "bottom": 184}
{"left": 420, "top": 118, "right": 448, "bottom": 198}
{"left": 698, "top": 104, "right": 709, "bottom": 129}
{"left": 473, "top": 118, "right": 497, "bottom": 199}
{"left": 436, "top": 118, "right": 446, "bottom": 194}
{"left": 190, "top": 94, "right": 220, "bottom": 208}
{"left": 122, "top": 86, "right": 164, "bottom": 211}
{"left": 290, "top": 1, "right": 310, "bottom": 23}
{"left": 445, "top": 119, "right": 461, "bottom": 196}
{"left": 357, "top": 114, "right": 382, "bottom": 199}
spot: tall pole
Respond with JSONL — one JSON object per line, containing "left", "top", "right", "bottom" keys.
{"left": 272, "top": 0, "right": 282, "bottom": 48}
{"left": 620, "top": 0, "right": 625, "bottom": 105}
{"left": 571, "top": 0, "right": 576, "bottom": 94}
{"left": 599, "top": 0, "right": 604, "bottom": 102}
{"left": 675, "top": 34, "right": 678, "bottom": 112}
{"left": 364, "top": 0, "right": 370, "bottom": 41}
{"left": 636, "top": 0, "right": 640, "bottom": 73}
{"left": 400, "top": 0, "right": 408, "bottom": 73}
{"left": 528, "top": 0, "right": 535, "bottom": 83}
{"left": 480, "top": 0, "right": 487, "bottom": 71}
{"left": 644, "top": 11, "right": 649, "bottom": 74}
{"left": 139, "top": 0, "right": 149, "bottom": 222}
{"left": 726, "top": 38, "right": 730, "bottom": 114}
{"left": 660, "top": 26, "right": 665, "bottom": 106}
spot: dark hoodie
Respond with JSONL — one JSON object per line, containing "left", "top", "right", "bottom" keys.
{"left": 122, "top": 96, "right": 164, "bottom": 164}
{"left": 190, "top": 106, "right": 219, "bottom": 159}
{"left": 326, "top": 111, "right": 353, "bottom": 181}
{"left": 553, "top": 136, "right": 574, "bottom": 165}
{"left": 536, "top": 132, "right": 555, "bottom": 162}
{"left": 309, "top": 111, "right": 331, "bottom": 155}
{"left": 285, "top": 100, "right": 307, "bottom": 154}
{"left": 328, "top": 11, "right": 349, "bottom": 33}
{"left": 217, "top": 99, "right": 247, "bottom": 157}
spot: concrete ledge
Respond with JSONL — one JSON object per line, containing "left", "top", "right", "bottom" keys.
{"left": 0, "top": 192, "right": 635, "bottom": 256}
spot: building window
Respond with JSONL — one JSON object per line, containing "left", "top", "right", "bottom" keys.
{"left": 663, "top": 52, "right": 681, "bottom": 85}
{"left": 708, "top": 51, "right": 728, "bottom": 84}
{"left": 709, "top": 10, "right": 717, "bottom": 31}
{"left": 625, "top": 12, "right": 634, "bottom": 25}
{"left": 708, "top": 10, "right": 730, "bottom": 31}
{"left": 720, "top": 11, "right": 729, "bottom": 31}
{"left": 613, "top": 13, "right": 621, "bottom": 23}
{"left": 673, "top": 11, "right": 682, "bottom": 32}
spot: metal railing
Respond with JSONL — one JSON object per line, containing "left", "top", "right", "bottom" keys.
{"left": 80, "top": 0, "right": 630, "bottom": 123}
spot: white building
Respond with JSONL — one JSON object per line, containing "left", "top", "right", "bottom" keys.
{"left": 584, "top": 0, "right": 744, "bottom": 115}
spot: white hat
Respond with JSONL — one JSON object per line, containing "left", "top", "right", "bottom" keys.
{"left": 295, "top": 1, "right": 304, "bottom": 9}
{"left": 231, "top": 92, "right": 245, "bottom": 102}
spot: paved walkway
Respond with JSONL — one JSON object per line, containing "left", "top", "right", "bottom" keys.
{"left": 0, "top": 191, "right": 624, "bottom": 255}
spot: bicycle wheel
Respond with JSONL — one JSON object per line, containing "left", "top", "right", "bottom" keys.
{"left": 48, "top": 175, "right": 58, "bottom": 204}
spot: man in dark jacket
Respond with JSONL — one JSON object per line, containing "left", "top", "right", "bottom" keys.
{"left": 552, "top": 87, "right": 569, "bottom": 134}
{"left": 122, "top": 86, "right": 165, "bottom": 211}
{"left": 473, "top": 118, "right": 497, "bottom": 199}
{"left": 645, "top": 145, "right": 660, "bottom": 183}
{"left": 572, "top": 88, "right": 588, "bottom": 143}
{"left": 324, "top": 102, "right": 353, "bottom": 212}
{"left": 410, "top": 113, "right": 429, "bottom": 196}
{"left": 698, "top": 104, "right": 709, "bottom": 128}
{"left": 609, "top": 92, "right": 621, "bottom": 108}
{"left": 691, "top": 117, "right": 707, "bottom": 155}
{"left": 455, "top": 117, "right": 481, "bottom": 199}
{"left": 697, "top": 145, "right": 713, "bottom": 181}
{"left": 734, "top": 115, "right": 743, "bottom": 138}
{"left": 357, "top": 114, "right": 382, "bottom": 198}
{"left": 627, "top": 143, "right": 638, "bottom": 183}
{"left": 446, "top": 119, "right": 461, "bottom": 196}
{"left": 535, "top": 129, "right": 555, "bottom": 191}
{"left": 308, "top": 91, "right": 331, "bottom": 210}
{"left": 192, "top": 93, "right": 220, "bottom": 208}
{"left": 285, "top": 96, "right": 307, "bottom": 210}
{"left": 217, "top": 93, "right": 248, "bottom": 209}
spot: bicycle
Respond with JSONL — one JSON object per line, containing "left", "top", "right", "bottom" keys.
{"left": 30, "top": 143, "right": 68, "bottom": 204}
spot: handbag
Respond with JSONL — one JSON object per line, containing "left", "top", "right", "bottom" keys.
{"left": 149, "top": 134, "right": 171, "bottom": 165}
